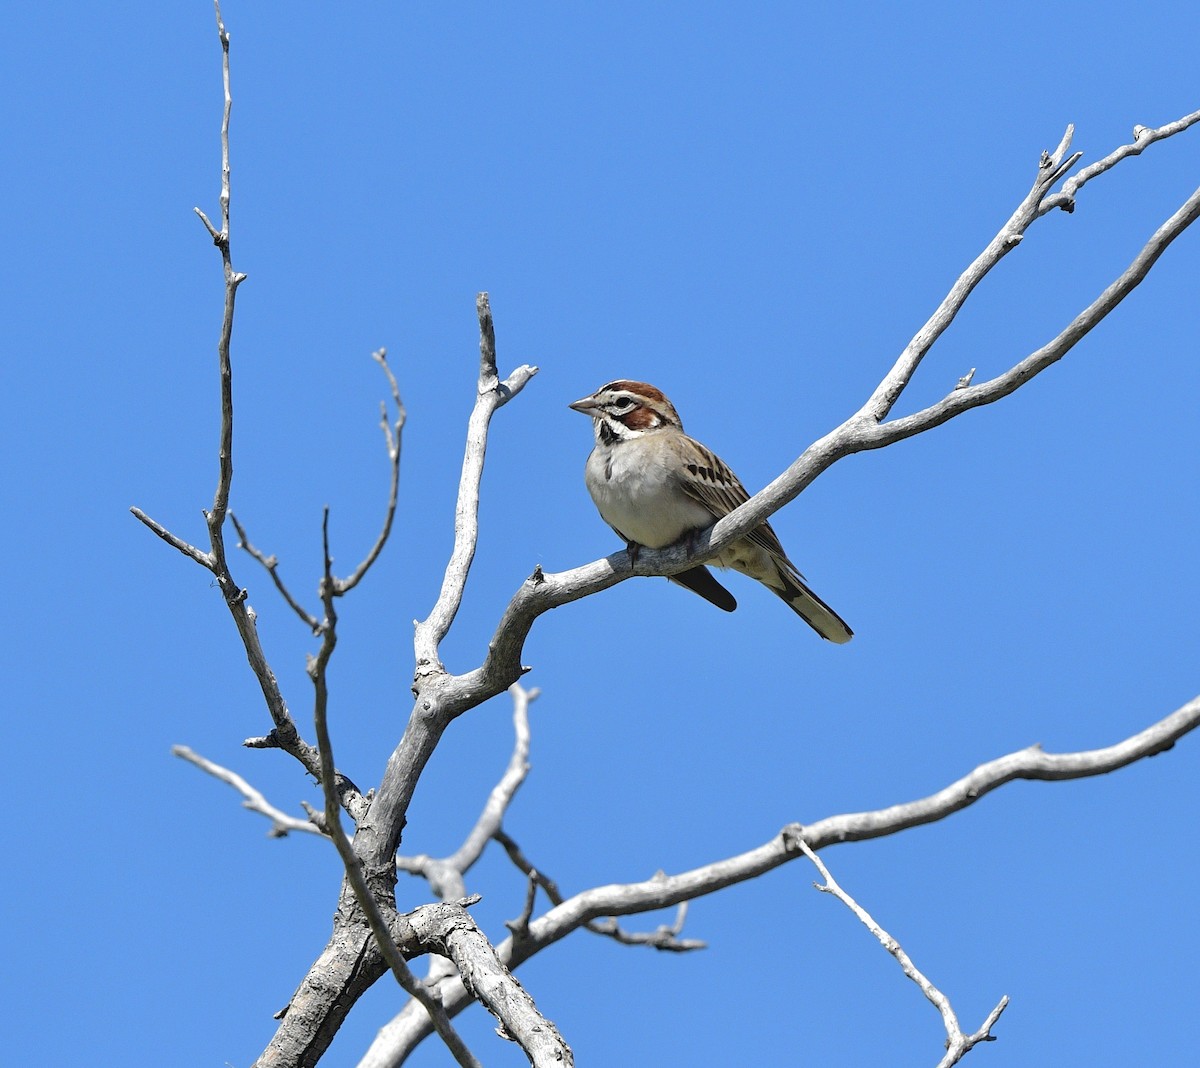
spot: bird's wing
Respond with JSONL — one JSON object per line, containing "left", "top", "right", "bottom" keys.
{"left": 671, "top": 565, "right": 737, "bottom": 612}
{"left": 675, "top": 434, "right": 790, "bottom": 560}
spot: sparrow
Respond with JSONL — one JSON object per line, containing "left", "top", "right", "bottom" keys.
{"left": 569, "top": 380, "right": 853, "bottom": 643}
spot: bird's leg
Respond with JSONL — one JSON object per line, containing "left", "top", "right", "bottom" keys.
{"left": 625, "top": 539, "right": 641, "bottom": 566}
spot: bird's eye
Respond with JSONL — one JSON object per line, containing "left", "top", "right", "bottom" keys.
{"left": 614, "top": 396, "right": 636, "bottom": 410}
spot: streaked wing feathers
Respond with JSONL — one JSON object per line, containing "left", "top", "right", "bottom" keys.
{"left": 675, "top": 435, "right": 790, "bottom": 561}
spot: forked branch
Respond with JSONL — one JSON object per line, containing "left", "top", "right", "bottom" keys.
{"left": 229, "top": 347, "right": 405, "bottom": 630}
{"left": 1040, "top": 109, "right": 1200, "bottom": 214}
{"left": 133, "top": 0, "right": 365, "bottom": 822}
{"left": 464, "top": 113, "right": 1200, "bottom": 695}
{"left": 798, "top": 838, "right": 1008, "bottom": 1067}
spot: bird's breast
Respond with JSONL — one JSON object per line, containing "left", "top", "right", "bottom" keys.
{"left": 584, "top": 436, "right": 712, "bottom": 548}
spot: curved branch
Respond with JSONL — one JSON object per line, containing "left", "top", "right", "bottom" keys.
{"left": 172, "top": 745, "right": 325, "bottom": 838}
{"left": 415, "top": 906, "right": 573, "bottom": 1068}
{"left": 492, "top": 829, "right": 705, "bottom": 952}
{"left": 229, "top": 347, "right": 405, "bottom": 625}
{"left": 443, "top": 683, "right": 534, "bottom": 873}
{"left": 867, "top": 182, "right": 1200, "bottom": 447}
{"left": 335, "top": 348, "right": 406, "bottom": 595}
{"left": 354, "top": 299, "right": 538, "bottom": 890}
{"left": 230, "top": 511, "right": 322, "bottom": 632}
{"left": 860, "top": 124, "right": 1078, "bottom": 424}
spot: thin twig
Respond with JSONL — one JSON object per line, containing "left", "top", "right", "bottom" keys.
{"left": 492, "top": 830, "right": 705, "bottom": 952}
{"left": 199, "top": 0, "right": 247, "bottom": 598}
{"left": 586, "top": 902, "right": 704, "bottom": 951}
{"left": 231, "top": 348, "right": 404, "bottom": 619}
{"left": 335, "top": 348, "right": 406, "bottom": 594}
{"left": 129, "top": 508, "right": 213, "bottom": 568}
{"left": 870, "top": 182, "right": 1200, "bottom": 446}
{"left": 507, "top": 873, "right": 541, "bottom": 938}
{"left": 858, "top": 126, "right": 1079, "bottom": 425}
{"left": 796, "top": 837, "right": 1008, "bottom": 1066}
{"left": 172, "top": 745, "right": 325, "bottom": 837}
{"left": 229, "top": 511, "right": 322, "bottom": 632}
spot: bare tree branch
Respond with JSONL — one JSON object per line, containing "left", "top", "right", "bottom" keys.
{"left": 307, "top": 526, "right": 570, "bottom": 1068}
{"left": 492, "top": 830, "right": 705, "bottom": 952}
{"left": 129, "top": 507, "right": 213, "bottom": 567}
{"left": 349, "top": 297, "right": 539, "bottom": 895}
{"left": 396, "top": 682, "right": 535, "bottom": 894}
{"left": 583, "top": 904, "right": 704, "bottom": 952}
{"left": 168, "top": 0, "right": 250, "bottom": 607}
{"left": 130, "top": 0, "right": 368, "bottom": 825}
{"left": 285, "top": 114, "right": 1200, "bottom": 1062}
{"left": 860, "top": 124, "right": 1080, "bottom": 425}
{"left": 865, "top": 182, "right": 1200, "bottom": 447}
{"left": 230, "top": 511, "right": 323, "bottom": 632}
{"left": 413, "top": 293, "right": 538, "bottom": 680}
{"left": 797, "top": 837, "right": 1009, "bottom": 1067}
{"left": 1040, "top": 108, "right": 1200, "bottom": 215}
{"left": 444, "top": 684, "right": 535, "bottom": 872}
{"left": 364, "top": 676, "right": 701, "bottom": 1068}
{"left": 371, "top": 694, "right": 1199, "bottom": 1062}
{"left": 412, "top": 906, "right": 574, "bottom": 1068}
{"left": 335, "top": 348, "right": 406, "bottom": 595}
{"left": 172, "top": 745, "right": 325, "bottom": 838}
{"left": 381, "top": 684, "right": 580, "bottom": 1060}
{"left": 231, "top": 348, "right": 404, "bottom": 622}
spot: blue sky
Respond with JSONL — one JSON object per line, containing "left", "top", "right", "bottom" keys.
{"left": 3, "top": 2, "right": 1198, "bottom": 1065}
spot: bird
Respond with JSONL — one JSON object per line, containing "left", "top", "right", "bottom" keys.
{"left": 569, "top": 379, "right": 853, "bottom": 643}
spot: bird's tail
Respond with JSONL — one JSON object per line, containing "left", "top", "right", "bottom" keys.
{"left": 774, "top": 569, "right": 853, "bottom": 643}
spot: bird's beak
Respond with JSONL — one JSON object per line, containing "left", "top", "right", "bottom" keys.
{"left": 568, "top": 395, "right": 599, "bottom": 414}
